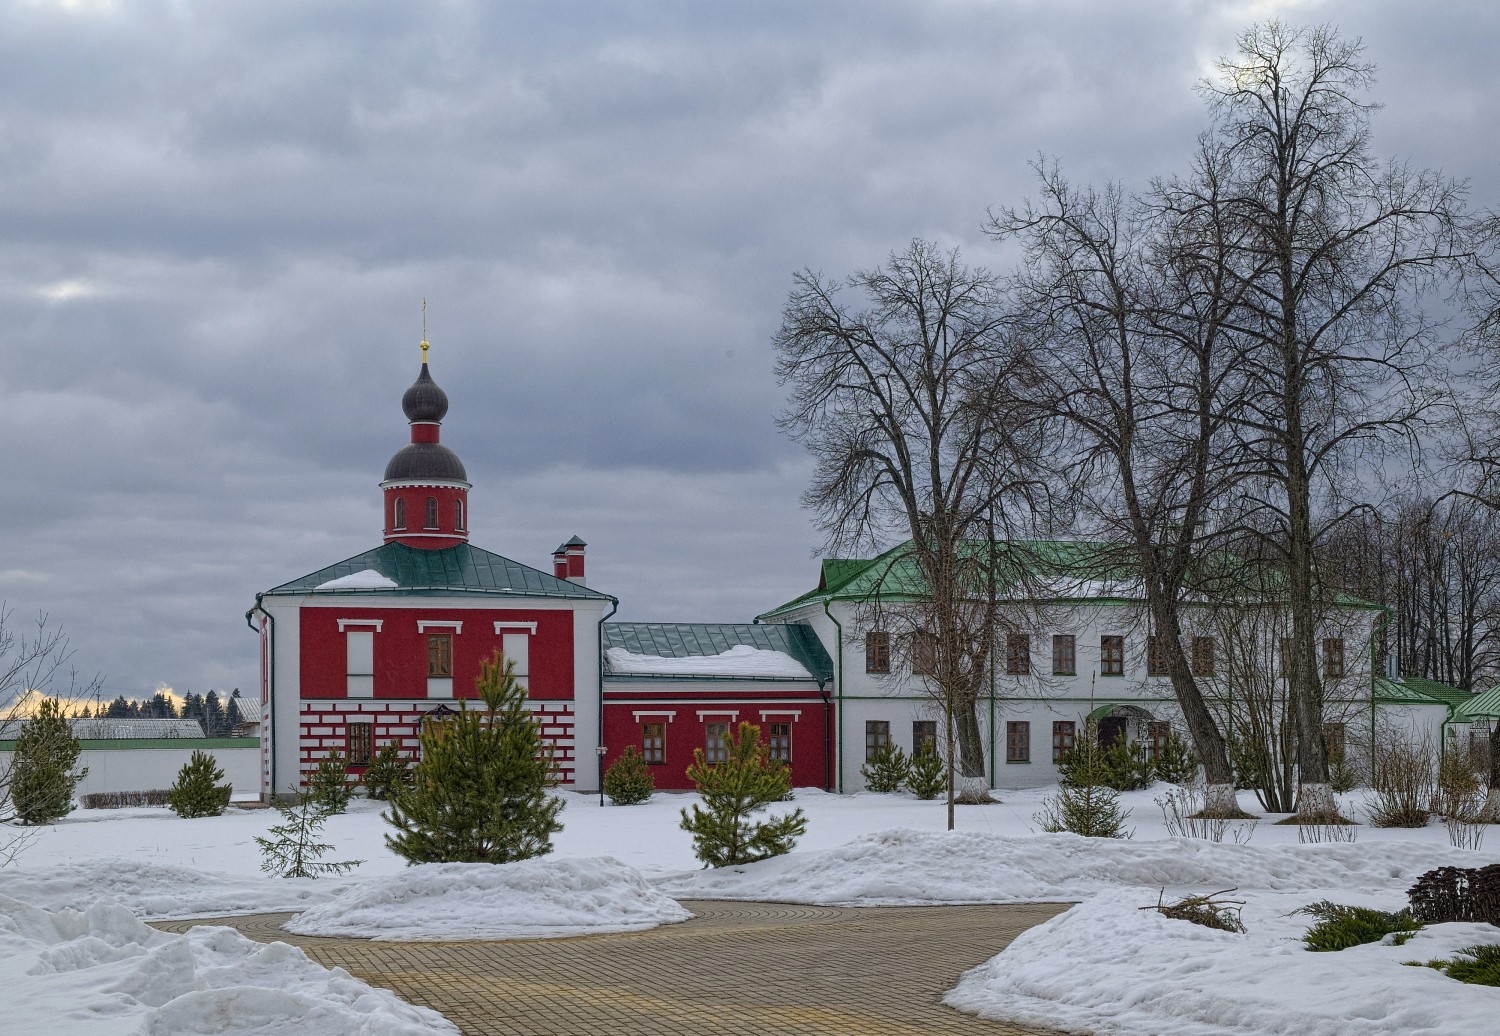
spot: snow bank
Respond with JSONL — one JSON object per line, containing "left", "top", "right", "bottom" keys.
{"left": 946, "top": 887, "right": 1500, "bottom": 1036}
{"left": 2, "top": 858, "right": 346, "bottom": 920}
{"left": 658, "top": 828, "right": 1483, "bottom": 905}
{"left": 0, "top": 894, "right": 455, "bottom": 1036}
{"left": 315, "top": 569, "right": 397, "bottom": 590}
{"left": 287, "top": 856, "right": 692, "bottom": 940}
{"left": 605, "top": 644, "right": 812, "bottom": 678}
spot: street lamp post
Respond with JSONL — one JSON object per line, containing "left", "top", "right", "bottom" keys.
{"left": 596, "top": 744, "right": 608, "bottom": 807}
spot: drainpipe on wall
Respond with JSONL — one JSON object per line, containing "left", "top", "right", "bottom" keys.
{"left": 988, "top": 659, "right": 997, "bottom": 789}
{"left": 823, "top": 599, "right": 845, "bottom": 793}
{"left": 245, "top": 595, "right": 275, "bottom": 802}
{"left": 597, "top": 594, "right": 619, "bottom": 802}
{"left": 1371, "top": 607, "right": 1390, "bottom": 780}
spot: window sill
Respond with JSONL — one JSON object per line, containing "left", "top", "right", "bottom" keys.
{"left": 1006, "top": 759, "right": 1031, "bottom": 765}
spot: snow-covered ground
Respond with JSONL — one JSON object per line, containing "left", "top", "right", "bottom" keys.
{"left": 2, "top": 784, "right": 1496, "bottom": 1035}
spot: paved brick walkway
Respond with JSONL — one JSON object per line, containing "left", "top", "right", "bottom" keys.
{"left": 155, "top": 900, "right": 1075, "bottom": 1035}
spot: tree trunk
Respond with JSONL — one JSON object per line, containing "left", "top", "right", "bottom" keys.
{"left": 1148, "top": 594, "right": 1250, "bottom": 817}
{"left": 953, "top": 702, "right": 992, "bottom": 803}
{"left": 1481, "top": 723, "right": 1500, "bottom": 824}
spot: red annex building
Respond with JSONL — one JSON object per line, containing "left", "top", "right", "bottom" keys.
{"left": 250, "top": 342, "right": 836, "bottom": 798}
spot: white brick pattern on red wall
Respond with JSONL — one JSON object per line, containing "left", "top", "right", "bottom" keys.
{"left": 296, "top": 699, "right": 577, "bottom": 786}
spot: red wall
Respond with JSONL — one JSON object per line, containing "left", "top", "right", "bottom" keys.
{"left": 300, "top": 606, "right": 575, "bottom": 701}
{"left": 602, "top": 694, "right": 830, "bottom": 790}
{"left": 384, "top": 485, "right": 468, "bottom": 548}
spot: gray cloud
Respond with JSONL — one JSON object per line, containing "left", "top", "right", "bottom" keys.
{"left": 1, "top": 0, "right": 1496, "bottom": 698}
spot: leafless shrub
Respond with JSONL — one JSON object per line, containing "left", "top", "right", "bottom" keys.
{"left": 1435, "top": 736, "right": 1484, "bottom": 821}
{"left": 1366, "top": 733, "right": 1436, "bottom": 829}
{"left": 1445, "top": 815, "right": 1488, "bottom": 851}
{"left": 1299, "top": 821, "right": 1359, "bottom": 845}
{"left": 79, "top": 789, "right": 172, "bottom": 809}
{"left": 1142, "top": 887, "right": 1246, "bottom": 933}
{"left": 1156, "top": 785, "right": 1256, "bottom": 844}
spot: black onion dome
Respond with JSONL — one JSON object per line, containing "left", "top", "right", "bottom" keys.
{"left": 402, "top": 364, "right": 449, "bottom": 422}
{"left": 383, "top": 443, "right": 468, "bottom": 482}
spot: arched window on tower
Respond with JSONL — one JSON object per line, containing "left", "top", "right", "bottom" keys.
{"left": 393, "top": 498, "right": 406, "bottom": 530}
{"left": 424, "top": 497, "right": 439, "bottom": 530}
{"left": 455, "top": 498, "right": 465, "bottom": 531}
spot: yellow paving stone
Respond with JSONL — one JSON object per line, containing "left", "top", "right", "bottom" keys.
{"left": 154, "top": 900, "right": 1076, "bottom": 1036}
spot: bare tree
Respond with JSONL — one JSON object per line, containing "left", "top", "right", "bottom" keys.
{"left": 1325, "top": 498, "right": 1500, "bottom": 690}
{"left": 775, "top": 240, "right": 1049, "bottom": 815}
{"left": 991, "top": 160, "right": 1254, "bottom": 817}
{"left": 1, "top": 606, "right": 101, "bottom": 860}
{"left": 1167, "top": 23, "right": 1474, "bottom": 819}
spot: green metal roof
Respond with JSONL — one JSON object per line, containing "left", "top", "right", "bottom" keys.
{"left": 263, "top": 541, "right": 612, "bottom": 600}
{"left": 603, "top": 622, "right": 834, "bottom": 683}
{"left": 1454, "top": 685, "right": 1500, "bottom": 721}
{"left": 758, "top": 539, "right": 1167, "bottom": 619}
{"left": 1372, "top": 676, "right": 1462, "bottom": 708}
{"left": 759, "top": 538, "right": 1385, "bottom": 620}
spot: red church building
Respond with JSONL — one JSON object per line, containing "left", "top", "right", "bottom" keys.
{"left": 248, "top": 340, "right": 615, "bottom": 800}
{"left": 250, "top": 338, "right": 836, "bottom": 799}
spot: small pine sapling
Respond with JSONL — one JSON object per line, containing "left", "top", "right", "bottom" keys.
{"left": 168, "top": 750, "right": 232, "bottom": 818}
{"left": 254, "top": 796, "right": 362, "bottom": 878}
{"left": 906, "top": 744, "right": 947, "bottom": 800}
{"left": 1151, "top": 731, "right": 1200, "bottom": 786}
{"left": 384, "top": 653, "right": 563, "bottom": 864}
{"left": 10, "top": 698, "right": 87, "bottom": 825}
{"left": 603, "top": 745, "right": 655, "bottom": 805}
{"left": 1035, "top": 783, "right": 1133, "bottom": 839}
{"left": 362, "top": 741, "right": 412, "bottom": 801}
{"left": 307, "top": 750, "right": 353, "bottom": 813}
{"left": 1100, "top": 739, "right": 1155, "bottom": 791}
{"left": 860, "top": 743, "right": 909, "bottom": 793}
{"left": 680, "top": 722, "right": 807, "bottom": 867}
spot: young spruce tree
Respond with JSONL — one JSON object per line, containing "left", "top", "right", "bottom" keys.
{"left": 307, "top": 749, "right": 353, "bottom": 813}
{"left": 603, "top": 745, "right": 655, "bottom": 805}
{"left": 255, "top": 795, "right": 361, "bottom": 878}
{"left": 362, "top": 740, "right": 412, "bottom": 801}
{"left": 680, "top": 722, "right": 807, "bottom": 867}
{"left": 11, "top": 698, "right": 87, "bottom": 825}
{"left": 384, "top": 653, "right": 562, "bottom": 864}
{"left": 168, "top": 749, "right": 232, "bottom": 818}
{"left": 906, "top": 744, "right": 947, "bottom": 800}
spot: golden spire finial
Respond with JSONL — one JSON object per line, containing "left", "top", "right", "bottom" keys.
{"left": 420, "top": 298, "right": 430, "bottom": 363}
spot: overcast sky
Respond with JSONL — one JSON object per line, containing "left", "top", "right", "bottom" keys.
{"left": 2, "top": 0, "right": 1496, "bottom": 701}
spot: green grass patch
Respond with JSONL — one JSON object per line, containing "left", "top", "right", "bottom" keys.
{"left": 1296, "top": 900, "right": 1423, "bottom": 952}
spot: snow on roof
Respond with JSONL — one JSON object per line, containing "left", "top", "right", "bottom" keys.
{"left": 605, "top": 644, "right": 813, "bottom": 679}
{"left": 315, "top": 568, "right": 399, "bottom": 590}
